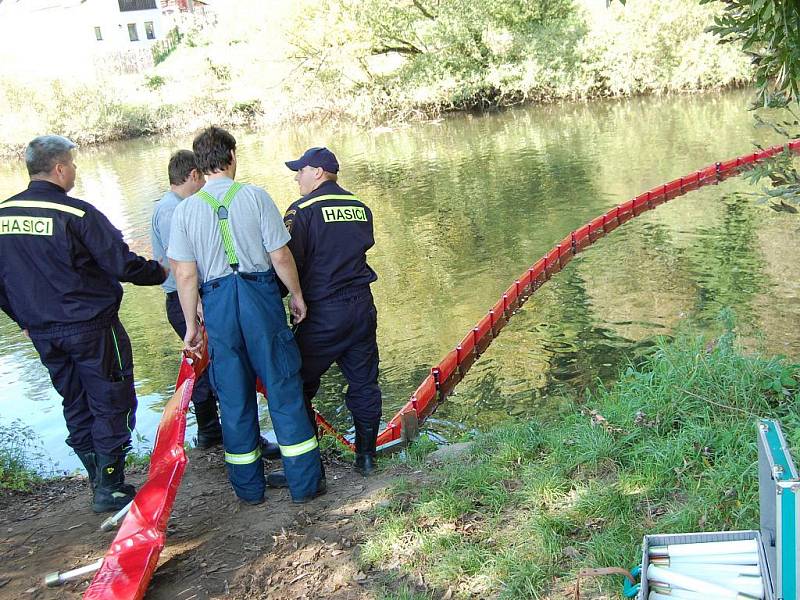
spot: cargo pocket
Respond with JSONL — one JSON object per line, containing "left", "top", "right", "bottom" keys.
{"left": 274, "top": 328, "right": 301, "bottom": 379}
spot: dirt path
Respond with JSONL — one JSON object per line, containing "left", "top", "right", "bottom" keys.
{"left": 0, "top": 450, "right": 401, "bottom": 600}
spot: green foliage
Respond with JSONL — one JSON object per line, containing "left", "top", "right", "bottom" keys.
{"left": 649, "top": 0, "right": 800, "bottom": 208}
{"left": 152, "top": 27, "right": 183, "bottom": 66}
{"left": 126, "top": 431, "right": 152, "bottom": 470}
{"left": 125, "top": 450, "right": 151, "bottom": 470}
{"left": 701, "top": 0, "right": 800, "bottom": 104}
{"left": 377, "top": 586, "right": 435, "bottom": 600}
{"left": 144, "top": 74, "right": 166, "bottom": 91}
{"left": 232, "top": 99, "right": 263, "bottom": 119}
{"left": 361, "top": 316, "right": 800, "bottom": 598}
{"left": 0, "top": 419, "right": 45, "bottom": 491}
{"left": 398, "top": 434, "right": 438, "bottom": 466}
{"left": 207, "top": 59, "right": 231, "bottom": 82}
{"left": 583, "top": 0, "right": 751, "bottom": 97}
{"left": 0, "top": 0, "right": 756, "bottom": 154}
{"left": 282, "top": 0, "right": 751, "bottom": 124}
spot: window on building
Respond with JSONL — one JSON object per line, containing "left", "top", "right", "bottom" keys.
{"left": 128, "top": 23, "right": 139, "bottom": 42}
{"left": 144, "top": 21, "right": 155, "bottom": 40}
{"left": 118, "top": 0, "right": 157, "bottom": 11}
{"left": 94, "top": 26, "right": 102, "bottom": 41}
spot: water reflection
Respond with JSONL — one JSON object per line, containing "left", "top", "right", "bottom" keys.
{"left": 1, "top": 89, "right": 798, "bottom": 470}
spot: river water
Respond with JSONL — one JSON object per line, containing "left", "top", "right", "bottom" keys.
{"left": 2, "top": 89, "right": 798, "bottom": 472}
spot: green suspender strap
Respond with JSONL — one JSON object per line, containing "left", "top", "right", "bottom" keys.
{"left": 197, "top": 182, "right": 243, "bottom": 271}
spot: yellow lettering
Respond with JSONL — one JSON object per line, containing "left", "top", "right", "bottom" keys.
{"left": 321, "top": 205, "right": 368, "bottom": 223}
{"left": 0, "top": 216, "right": 53, "bottom": 236}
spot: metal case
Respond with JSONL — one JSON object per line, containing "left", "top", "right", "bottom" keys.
{"left": 637, "top": 418, "right": 799, "bottom": 600}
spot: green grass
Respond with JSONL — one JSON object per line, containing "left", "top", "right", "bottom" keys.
{"left": 0, "top": 419, "right": 46, "bottom": 491}
{"left": 360, "top": 314, "right": 800, "bottom": 598}
{"left": 125, "top": 449, "right": 152, "bottom": 471}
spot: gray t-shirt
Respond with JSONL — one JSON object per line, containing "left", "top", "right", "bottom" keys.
{"left": 150, "top": 190, "right": 181, "bottom": 293}
{"left": 167, "top": 177, "right": 290, "bottom": 283}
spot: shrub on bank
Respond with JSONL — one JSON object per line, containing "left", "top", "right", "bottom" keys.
{"left": 0, "top": 0, "right": 754, "bottom": 156}
{"left": 362, "top": 315, "right": 800, "bottom": 598}
{"left": 0, "top": 420, "right": 45, "bottom": 491}
{"left": 283, "top": 0, "right": 752, "bottom": 124}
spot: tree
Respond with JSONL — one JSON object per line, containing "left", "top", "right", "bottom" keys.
{"left": 611, "top": 0, "right": 800, "bottom": 103}
{"left": 699, "top": 0, "right": 800, "bottom": 104}
{"left": 284, "top": 0, "right": 579, "bottom": 119}
{"left": 698, "top": 0, "right": 800, "bottom": 207}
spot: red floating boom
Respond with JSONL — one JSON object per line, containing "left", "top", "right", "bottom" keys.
{"left": 84, "top": 353, "right": 203, "bottom": 600}
{"left": 370, "top": 140, "right": 800, "bottom": 450}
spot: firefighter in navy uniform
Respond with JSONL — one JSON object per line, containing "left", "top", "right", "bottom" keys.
{"left": 279, "top": 147, "right": 382, "bottom": 478}
{"left": 0, "top": 135, "right": 166, "bottom": 512}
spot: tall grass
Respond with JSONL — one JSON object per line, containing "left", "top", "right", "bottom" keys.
{"left": 0, "top": 419, "right": 46, "bottom": 491}
{"left": 360, "top": 313, "right": 800, "bottom": 598}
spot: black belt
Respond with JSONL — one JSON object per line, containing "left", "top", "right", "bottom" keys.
{"left": 166, "top": 290, "right": 179, "bottom": 300}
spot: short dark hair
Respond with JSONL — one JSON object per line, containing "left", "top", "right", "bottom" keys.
{"left": 167, "top": 149, "right": 197, "bottom": 185}
{"left": 25, "top": 135, "right": 76, "bottom": 177}
{"left": 192, "top": 126, "right": 236, "bottom": 174}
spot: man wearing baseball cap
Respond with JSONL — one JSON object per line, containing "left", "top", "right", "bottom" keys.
{"left": 276, "top": 146, "right": 382, "bottom": 478}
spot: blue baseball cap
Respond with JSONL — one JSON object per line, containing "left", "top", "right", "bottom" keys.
{"left": 285, "top": 147, "right": 340, "bottom": 173}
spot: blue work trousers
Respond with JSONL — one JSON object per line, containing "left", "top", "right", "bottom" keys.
{"left": 201, "top": 270, "right": 322, "bottom": 503}
{"left": 295, "top": 286, "right": 382, "bottom": 424}
{"left": 30, "top": 315, "right": 136, "bottom": 457}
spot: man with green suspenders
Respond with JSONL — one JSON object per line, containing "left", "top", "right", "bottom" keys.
{"left": 167, "top": 127, "right": 324, "bottom": 505}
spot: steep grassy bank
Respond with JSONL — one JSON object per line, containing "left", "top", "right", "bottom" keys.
{"left": 361, "top": 314, "right": 800, "bottom": 599}
{"left": 0, "top": 0, "right": 752, "bottom": 157}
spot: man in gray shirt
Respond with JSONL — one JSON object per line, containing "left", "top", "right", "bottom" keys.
{"left": 151, "top": 150, "right": 224, "bottom": 449}
{"left": 168, "top": 127, "right": 324, "bottom": 505}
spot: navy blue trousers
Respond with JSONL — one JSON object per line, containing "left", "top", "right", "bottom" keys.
{"left": 294, "top": 287, "right": 382, "bottom": 425}
{"left": 166, "top": 292, "right": 216, "bottom": 407}
{"left": 30, "top": 315, "right": 136, "bottom": 457}
{"left": 201, "top": 270, "right": 322, "bottom": 503}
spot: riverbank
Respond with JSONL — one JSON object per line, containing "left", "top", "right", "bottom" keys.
{"left": 0, "top": 0, "right": 752, "bottom": 159}
{"left": 2, "top": 317, "right": 797, "bottom": 599}
{"left": 358, "top": 314, "right": 800, "bottom": 598}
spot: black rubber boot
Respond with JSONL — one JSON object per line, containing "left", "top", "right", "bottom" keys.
{"left": 76, "top": 451, "right": 98, "bottom": 490}
{"left": 194, "top": 401, "right": 223, "bottom": 449}
{"left": 77, "top": 451, "right": 135, "bottom": 496}
{"left": 266, "top": 470, "right": 288, "bottom": 488}
{"left": 260, "top": 436, "right": 281, "bottom": 460}
{"left": 92, "top": 454, "right": 136, "bottom": 513}
{"left": 354, "top": 418, "right": 380, "bottom": 477}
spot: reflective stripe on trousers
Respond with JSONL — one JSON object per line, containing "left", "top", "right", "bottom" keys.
{"left": 224, "top": 446, "right": 262, "bottom": 465}
{"left": 201, "top": 270, "right": 322, "bottom": 502}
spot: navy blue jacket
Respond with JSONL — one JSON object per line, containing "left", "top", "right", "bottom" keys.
{"left": 0, "top": 180, "right": 165, "bottom": 335}
{"left": 284, "top": 180, "right": 377, "bottom": 304}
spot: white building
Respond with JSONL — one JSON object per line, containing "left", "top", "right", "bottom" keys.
{"left": 91, "top": 0, "right": 164, "bottom": 48}
{"left": 0, "top": 0, "right": 211, "bottom": 76}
